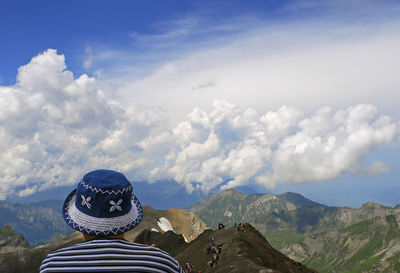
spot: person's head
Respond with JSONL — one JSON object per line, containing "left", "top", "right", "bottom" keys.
{"left": 63, "top": 169, "right": 143, "bottom": 238}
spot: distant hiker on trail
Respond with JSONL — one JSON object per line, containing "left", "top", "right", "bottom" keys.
{"left": 206, "top": 244, "right": 211, "bottom": 253}
{"left": 40, "top": 169, "right": 184, "bottom": 273}
{"left": 207, "top": 255, "right": 218, "bottom": 267}
{"left": 216, "top": 244, "right": 222, "bottom": 255}
{"left": 213, "top": 252, "right": 219, "bottom": 261}
{"left": 218, "top": 222, "right": 225, "bottom": 230}
{"left": 185, "top": 262, "right": 193, "bottom": 272}
{"left": 237, "top": 222, "right": 245, "bottom": 231}
{"left": 210, "top": 236, "right": 215, "bottom": 246}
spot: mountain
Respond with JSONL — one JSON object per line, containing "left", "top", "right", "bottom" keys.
{"left": 187, "top": 189, "right": 334, "bottom": 237}
{"left": 282, "top": 214, "right": 400, "bottom": 273}
{"left": 0, "top": 204, "right": 318, "bottom": 273}
{"left": 313, "top": 202, "right": 400, "bottom": 232}
{"left": 0, "top": 206, "right": 209, "bottom": 273}
{"left": 136, "top": 224, "right": 318, "bottom": 273}
{"left": 188, "top": 189, "right": 400, "bottom": 272}
{"left": 0, "top": 200, "right": 73, "bottom": 246}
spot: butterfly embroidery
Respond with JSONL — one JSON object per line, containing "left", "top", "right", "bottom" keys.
{"left": 81, "top": 195, "right": 92, "bottom": 209}
{"left": 109, "top": 199, "right": 123, "bottom": 212}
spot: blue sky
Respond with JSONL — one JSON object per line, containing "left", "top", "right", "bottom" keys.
{"left": 1, "top": 0, "right": 399, "bottom": 207}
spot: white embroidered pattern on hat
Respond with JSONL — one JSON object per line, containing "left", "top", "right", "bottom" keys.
{"left": 81, "top": 195, "right": 92, "bottom": 209}
{"left": 80, "top": 180, "right": 132, "bottom": 195}
{"left": 109, "top": 199, "right": 123, "bottom": 212}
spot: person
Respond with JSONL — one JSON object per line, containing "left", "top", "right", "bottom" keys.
{"left": 40, "top": 169, "right": 184, "bottom": 273}
{"left": 184, "top": 262, "right": 193, "bottom": 272}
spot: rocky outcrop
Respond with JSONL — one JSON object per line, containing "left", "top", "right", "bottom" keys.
{"left": 134, "top": 229, "right": 188, "bottom": 256}
{"left": 124, "top": 206, "right": 209, "bottom": 242}
{"left": 0, "top": 225, "right": 30, "bottom": 248}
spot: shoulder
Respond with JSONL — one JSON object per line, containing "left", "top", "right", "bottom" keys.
{"left": 40, "top": 239, "right": 184, "bottom": 273}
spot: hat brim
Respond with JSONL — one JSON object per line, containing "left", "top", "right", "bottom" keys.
{"left": 63, "top": 189, "right": 143, "bottom": 236}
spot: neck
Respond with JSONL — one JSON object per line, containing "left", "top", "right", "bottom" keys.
{"left": 83, "top": 233, "right": 125, "bottom": 241}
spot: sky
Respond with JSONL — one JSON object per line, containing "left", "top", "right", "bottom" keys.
{"left": 1, "top": 0, "right": 400, "bottom": 207}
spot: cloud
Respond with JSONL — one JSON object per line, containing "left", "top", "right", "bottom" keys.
{"left": 363, "top": 161, "right": 391, "bottom": 176}
{"left": 83, "top": 46, "right": 94, "bottom": 70}
{"left": 0, "top": 50, "right": 399, "bottom": 199}
{"left": 0, "top": 49, "right": 168, "bottom": 199}
{"left": 109, "top": 17, "right": 400, "bottom": 127}
{"left": 255, "top": 105, "right": 397, "bottom": 189}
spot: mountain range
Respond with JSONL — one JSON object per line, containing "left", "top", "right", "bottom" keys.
{"left": 188, "top": 189, "right": 400, "bottom": 272}
{"left": 0, "top": 206, "right": 317, "bottom": 273}
{"left": 2, "top": 188, "right": 400, "bottom": 272}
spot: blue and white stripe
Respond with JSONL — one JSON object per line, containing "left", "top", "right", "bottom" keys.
{"left": 40, "top": 239, "right": 184, "bottom": 273}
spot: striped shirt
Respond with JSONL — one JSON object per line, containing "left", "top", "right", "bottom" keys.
{"left": 40, "top": 238, "right": 185, "bottom": 273}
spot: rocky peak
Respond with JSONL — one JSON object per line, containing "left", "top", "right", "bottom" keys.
{"left": 218, "top": 188, "right": 246, "bottom": 198}
{"left": 0, "top": 225, "right": 30, "bottom": 248}
{"left": 361, "top": 201, "right": 383, "bottom": 210}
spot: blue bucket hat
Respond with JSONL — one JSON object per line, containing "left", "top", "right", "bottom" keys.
{"left": 63, "top": 169, "right": 143, "bottom": 236}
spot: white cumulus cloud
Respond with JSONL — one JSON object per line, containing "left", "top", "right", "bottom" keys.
{"left": 0, "top": 50, "right": 398, "bottom": 199}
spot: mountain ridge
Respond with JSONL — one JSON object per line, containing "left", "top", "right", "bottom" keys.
{"left": 187, "top": 189, "right": 400, "bottom": 273}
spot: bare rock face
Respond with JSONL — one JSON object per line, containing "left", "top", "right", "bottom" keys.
{"left": 124, "top": 206, "right": 209, "bottom": 242}
{"left": 161, "top": 208, "right": 210, "bottom": 241}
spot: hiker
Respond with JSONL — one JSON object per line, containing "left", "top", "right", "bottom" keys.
{"left": 185, "top": 262, "right": 193, "bottom": 272}
{"left": 206, "top": 244, "right": 211, "bottom": 253}
{"left": 218, "top": 222, "right": 225, "bottom": 230}
{"left": 213, "top": 252, "right": 219, "bottom": 261}
{"left": 207, "top": 255, "right": 217, "bottom": 267}
{"left": 210, "top": 236, "right": 215, "bottom": 246}
{"left": 40, "top": 169, "right": 184, "bottom": 273}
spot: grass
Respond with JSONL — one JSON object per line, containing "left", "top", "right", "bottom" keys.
{"left": 263, "top": 229, "right": 305, "bottom": 250}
